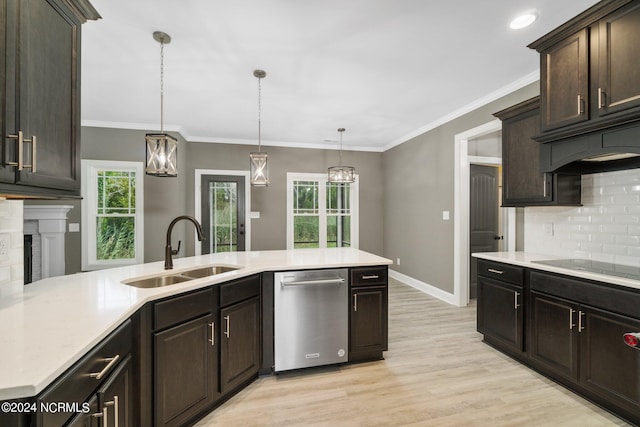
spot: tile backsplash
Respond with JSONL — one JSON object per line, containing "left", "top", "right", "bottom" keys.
{"left": 525, "top": 169, "right": 640, "bottom": 267}
{"left": 0, "top": 199, "right": 23, "bottom": 296}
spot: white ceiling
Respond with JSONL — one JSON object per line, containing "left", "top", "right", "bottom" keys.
{"left": 81, "top": 0, "right": 600, "bottom": 152}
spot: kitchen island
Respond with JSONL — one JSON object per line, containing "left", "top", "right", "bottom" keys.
{"left": 473, "top": 251, "right": 640, "bottom": 425}
{"left": 0, "top": 248, "right": 391, "bottom": 426}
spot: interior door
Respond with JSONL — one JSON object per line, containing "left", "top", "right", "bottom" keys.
{"left": 201, "top": 175, "right": 246, "bottom": 253}
{"left": 470, "top": 165, "right": 499, "bottom": 298}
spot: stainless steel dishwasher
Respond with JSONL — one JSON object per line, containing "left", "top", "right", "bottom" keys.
{"left": 274, "top": 268, "right": 349, "bottom": 372}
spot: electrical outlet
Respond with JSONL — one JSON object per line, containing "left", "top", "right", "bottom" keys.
{"left": 0, "top": 234, "right": 9, "bottom": 260}
{"left": 396, "top": 258, "right": 401, "bottom": 266}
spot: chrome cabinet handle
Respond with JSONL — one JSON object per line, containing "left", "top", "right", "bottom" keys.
{"left": 354, "top": 294, "right": 358, "bottom": 312}
{"left": 487, "top": 268, "right": 503, "bottom": 275}
{"left": 361, "top": 275, "right": 379, "bottom": 280}
{"left": 224, "top": 315, "right": 230, "bottom": 338}
{"left": 282, "top": 278, "right": 344, "bottom": 286}
{"left": 89, "top": 355, "right": 120, "bottom": 380}
{"left": 6, "top": 131, "right": 36, "bottom": 171}
{"left": 543, "top": 173, "right": 548, "bottom": 197}
{"left": 104, "top": 395, "right": 119, "bottom": 427}
{"left": 578, "top": 311, "right": 585, "bottom": 332}
{"left": 514, "top": 292, "right": 520, "bottom": 310}
{"left": 577, "top": 95, "right": 584, "bottom": 114}
{"left": 598, "top": 88, "right": 606, "bottom": 109}
{"left": 569, "top": 309, "right": 576, "bottom": 330}
{"left": 208, "top": 322, "right": 215, "bottom": 346}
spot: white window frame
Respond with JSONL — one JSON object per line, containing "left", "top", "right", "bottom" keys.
{"left": 286, "top": 172, "right": 359, "bottom": 249}
{"left": 81, "top": 159, "right": 144, "bottom": 270}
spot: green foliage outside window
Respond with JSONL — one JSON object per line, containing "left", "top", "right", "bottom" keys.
{"left": 96, "top": 171, "right": 136, "bottom": 260}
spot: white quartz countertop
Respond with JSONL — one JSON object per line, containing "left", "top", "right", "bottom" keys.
{"left": 0, "top": 248, "right": 391, "bottom": 400}
{"left": 472, "top": 251, "right": 640, "bottom": 291}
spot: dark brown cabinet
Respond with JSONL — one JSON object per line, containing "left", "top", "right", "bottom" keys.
{"left": 0, "top": 0, "right": 98, "bottom": 197}
{"left": 152, "top": 288, "right": 219, "bottom": 427}
{"left": 349, "top": 266, "right": 388, "bottom": 362}
{"left": 530, "top": 0, "right": 640, "bottom": 141}
{"left": 494, "top": 97, "right": 581, "bottom": 206}
{"left": 477, "top": 260, "right": 524, "bottom": 355}
{"left": 220, "top": 296, "right": 260, "bottom": 393}
{"left": 529, "top": 291, "right": 579, "bottom": 380}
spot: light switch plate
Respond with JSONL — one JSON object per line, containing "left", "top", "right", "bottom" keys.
{"left": 442, "top": 211, "right": 450, "bottom": 220}
{"left": 69, "top": 223, "right": 80, "bottom": 232}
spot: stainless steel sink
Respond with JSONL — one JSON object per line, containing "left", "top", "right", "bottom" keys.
{"left": 123, "top": 274, "right": 192, "bottom": 288}
{"left": 122, "top": 265, "right": 239, "bottom": 288}
{"left": 178, "top": 265, "right": 238, "bottom": 278}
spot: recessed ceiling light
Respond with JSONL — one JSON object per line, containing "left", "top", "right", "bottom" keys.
{"left": 510, "top": 11, "right": 538, "bottom": 29}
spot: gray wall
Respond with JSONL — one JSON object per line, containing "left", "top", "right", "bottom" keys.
{"left": 183, "top": 142, "right": 384, "bottom": 256}
{"left": 38, "top": 127, "right": 383, "bottom": 274}
{"left": 382, "top": 82, "right": 538, "bottom": 294}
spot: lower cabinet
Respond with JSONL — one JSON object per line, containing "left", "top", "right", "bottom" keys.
{"left": 349, "top": 266, "right": 388, "bottom": 361}
{"left": 154, "top": 313, "right": 219, "bottom": 427}
{"left": 476, "top": 260, "right": 524, "bottom": 355}
{"left": 478, "top": 263, "right": 640, "bottom": 424}
{"left": 149, "top": 274, "right": 261, "bottom": 426}
{"left": 220, "top": 296, "right": 260, "bottom": 393}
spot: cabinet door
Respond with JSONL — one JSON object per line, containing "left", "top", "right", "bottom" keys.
{"left": 540, "top": 28, "right": 589, "bottom": 131}
{"left": 477, "top": 277, "right": 523, "bottom": 353}
{"left": 98, "top": 355, "right": 132, "bottom": 427}
{"left": 154, "top": 313, "right": 218, "bottom": 427}
{"left": 501, "top": 100, "right": 552, "bottom": 205}
{"left": 220, "top": 296, "right": 259, "bottom": 394}
{"left": 580, "top": 306, "right": 640, "bottom": 415}
{"left": 350, "top": 285, "right": 388, "bottom": 355}
{"left": 1, "top": 0, "right": 17, "bottom": 184}
{"left": 529, "top": 292, "right": 579, "bottom": 381}
{"left": 597, "top": 2, "right": 640, "bottom": 117}
{"left": 13, "top": 0, "right": 80, "bottom": 192}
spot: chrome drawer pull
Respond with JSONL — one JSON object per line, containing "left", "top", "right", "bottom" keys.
{"left": 89, "top": 354, "right": 120, "bottom": 380}
{"left": 208, "top": 322, "right": 215, "bottom": 346}
{"left": 361, "top": 275, "right": 379, "bottom": 280}
{"left": 104, "top": 395, "right": 119, "bottom": 427}
{"left": 569, "top": 309, "right": 576, "bottom": 330}
{"left": 487, "top": 268, "right": 504, "bottom": 275}
{"left": 354, "top": 294, "right": 358, "bottom": 312}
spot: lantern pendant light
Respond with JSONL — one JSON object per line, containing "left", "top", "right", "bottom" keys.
{"left": 145, "top": 31, "right": 178, "bottom": 177}
{"left": 328, "top": 128, "right": 355, "bottom": 183}
{"left": 250, "top": 69, "right": 269, "bottom": 186}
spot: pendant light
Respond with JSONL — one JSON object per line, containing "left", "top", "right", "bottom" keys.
{"left": 145, "top": 31, "right": 178, "bottom": 177}
{"left": 250, "top": 69, "right": 269, "bottom": 186}
{"left": 328, "top": 128, "right": 355, "bottom": 183}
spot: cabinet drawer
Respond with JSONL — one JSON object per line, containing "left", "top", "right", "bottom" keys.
{"left": 220, "top": 275, "right": 260, "bottom": 308}
{"left": 154, "top": 287, "right": 214, "bottom": 331}
{"left": 38, "top": 319, "right": 132, "bottom": 427}
{"left": 351, "top": 266, "right": 388, "bottom": 287}
{"left": 477, "top": 260, "right": 523, "bottom": 286}
{"left": 530, "top": 270, "right": 640, "bottom": 319}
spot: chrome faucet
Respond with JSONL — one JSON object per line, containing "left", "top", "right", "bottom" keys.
{"left": 165, "top": 215, "right": 205, "bottom": 269}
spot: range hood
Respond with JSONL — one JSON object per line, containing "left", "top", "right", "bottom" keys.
{"left": 539, "top": 122, "right": 640, "bottom": 174}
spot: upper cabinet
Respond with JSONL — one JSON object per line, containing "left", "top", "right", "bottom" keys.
{"left": 0, "top": 0, "right": 100, "bottom": 198}
{"left": 529, "top": 0, "right": 640, "bottom": 142}
{"left": 494, "top": 97, "right": 581, "bottom": 207}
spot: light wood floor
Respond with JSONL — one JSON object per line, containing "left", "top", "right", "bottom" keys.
{"left": 196, "top": 278, "right": 631, "bottom": 426}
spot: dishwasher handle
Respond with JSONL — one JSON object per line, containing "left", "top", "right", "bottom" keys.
{"left": 281, "top": 277, "right": 345, "bottom": 287}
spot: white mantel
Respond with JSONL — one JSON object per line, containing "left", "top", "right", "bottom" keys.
{"left": 23, "top": 205, "right": 72, "bottom": 280}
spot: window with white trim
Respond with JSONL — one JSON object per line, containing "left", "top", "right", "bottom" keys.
{"left": 286, "top": 173, "right": 358, "bottom": 249}
{"left": 81, "top": 160, "right": 144, "bottom": 270}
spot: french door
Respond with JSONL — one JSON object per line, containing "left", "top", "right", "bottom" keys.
{"left": 200, "top": 175, "right": 246, "bottom": 253}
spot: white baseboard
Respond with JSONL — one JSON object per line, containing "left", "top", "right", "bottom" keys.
{"left": 389, "top": 269, "right": 458, "bottom": 306}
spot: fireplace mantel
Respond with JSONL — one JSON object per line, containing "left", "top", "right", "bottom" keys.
{"left": 23, "top": 205, "right": 72, "bottom": 281}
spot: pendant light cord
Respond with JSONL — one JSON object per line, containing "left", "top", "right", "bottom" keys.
{"left": 257, "top": 75, "right": 262, "bottom": 153}
{"left": 160, "top": 40, "right": 165, "bottom": 133}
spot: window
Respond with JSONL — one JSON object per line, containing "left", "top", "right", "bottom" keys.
{"left": 81, "top": 160, "right": 144, "bottom": 270}
{"left": 286, "top": 173, "right": 358, "bottom": 249}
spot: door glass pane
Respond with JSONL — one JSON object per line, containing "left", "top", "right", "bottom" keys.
{"left": 294, "top": 216, "right": 319, "bottom": 248}
{"left": 209, "top": 182, "right": 237, "bottom": 253}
